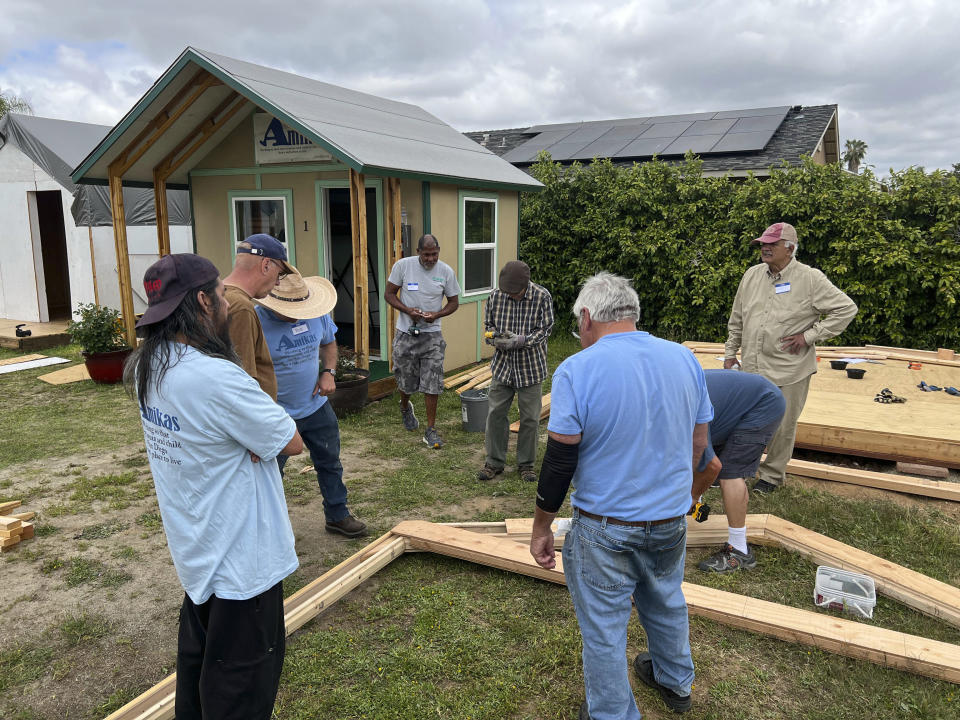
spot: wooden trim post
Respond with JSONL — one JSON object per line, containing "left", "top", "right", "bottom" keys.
{"left": 349, "top": 168, "right": 370, "bottom": 369}
{"left": 107, "top": 168, "right": 137, "bottom": 347}
{"left": 153, "top": 168, "right": 171, "bottom": 256}
{"left": 87, "top": 225, "right": 99, "bottom": 306}
{"left": 385, "top": 177, "right": 402, "bottom": 370}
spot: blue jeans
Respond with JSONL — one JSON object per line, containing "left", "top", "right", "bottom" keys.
{"left": 564, "top": 509, "right": 693, "bottom": 720}
{"left": 277, "top": 402, "right": 349, "bottom": 522}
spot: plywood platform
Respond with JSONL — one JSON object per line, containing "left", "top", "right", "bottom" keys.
{"left": 0, "top": 319, "right": 71, "bottom": 351}
{"left": 690, "top": 347, "right": 960, "bottom": 468}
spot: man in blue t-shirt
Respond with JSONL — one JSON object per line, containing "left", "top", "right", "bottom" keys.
{"left": 529, "top": 272, "right": 714, "bottom": 720}
{"left": 695, "top": 369, "right": 786, "bottom": 573}
{"left": 126, "top": 253, "right": 304, "bottom": 720}
{"left": 256, "top": 271, "right": 368, "bottom": 538}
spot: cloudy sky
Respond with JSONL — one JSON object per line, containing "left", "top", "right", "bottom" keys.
{"left": 1, "top": 0, "right": 957, "bottom": 174}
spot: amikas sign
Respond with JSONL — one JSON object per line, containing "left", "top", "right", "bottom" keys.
{"left": 254, "top": 114, "right": 335, "bottom": 164}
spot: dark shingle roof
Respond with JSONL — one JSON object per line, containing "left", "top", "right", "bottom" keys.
{"left": 465, "top": 104, "right": 838, "bottom": 175}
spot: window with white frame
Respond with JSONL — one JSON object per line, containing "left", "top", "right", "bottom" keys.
{"left": 233, "top": 196, "right": 289, "bottom": 246}
{"left": 462, "top": 196, "right": 497, "bottom": 294}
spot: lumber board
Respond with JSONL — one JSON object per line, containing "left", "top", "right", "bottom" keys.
{"left": 0, "top": 516, "right": 21, "bottom": 531}
{"left": 0, "top": 526, "right": 23, "bottom": 538}
{"left": 10, "top": 511, "right": 35, "bottom": 521}
{"left": 0, "top": 353, "right": 45, "bottom": 367}
{"left": 457, "top": 370, "right": 493, "bottom": 394}
{"left": 764, "top": 516, "right": 960, "bottom": 628}
{"left": 1, "top": 535, "right": 20, "bottom": 548}
{"left": 682, "top": 583, "right": 960, "bottom": 683}
{"left": 0, "top": 500, "right": 21, "bottom": 514}
{"left": 19, "top": 521, "right": 33, "bottom": 541}
{"left": 444, "top": 364, "right": 488, "bottom": 388}
{"left": 501, "top": 514, "right": 770, "bottom": 548}
{"left": 38, "top": 363, "right": 91, "bottom": 385}
{"left": 395, "top": 522, "right": 960, "bottom": 683}
{"left": 896, "top": 462, "right": 950, "bottom": 479}
{"left": 785, "top": 458, "right": 960, "bottom": 502}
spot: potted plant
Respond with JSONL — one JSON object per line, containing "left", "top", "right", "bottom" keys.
{"left": 67, "top": 303, "right": 132, "bottom": 384}
{"left": 329, "top": 347, "right": 369, "bottom": 416}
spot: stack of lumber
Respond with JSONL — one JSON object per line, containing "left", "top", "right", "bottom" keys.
{"left": 444, "top": 363, "right": 493, "bottom": 394}
{"left": 0, "top": 500, "right": 35, "bottom": 553}
{"left": 683, "top": 341, "right": 960, "bottom": 367}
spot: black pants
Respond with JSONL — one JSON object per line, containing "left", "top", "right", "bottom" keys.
{"left": 175, "top": 582, "right": 286, "bottom": 720}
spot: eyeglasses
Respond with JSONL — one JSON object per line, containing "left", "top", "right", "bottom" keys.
{"left": 269, "top": 259, "right": 290, "bottom": 279}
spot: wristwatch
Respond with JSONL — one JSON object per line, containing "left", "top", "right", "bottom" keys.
{"left": 320, "top": 368, "right": 335, "bottom": 376}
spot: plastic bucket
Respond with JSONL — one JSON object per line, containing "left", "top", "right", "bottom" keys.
{"left": 460, "top": 388, "right": 489, "bottom": 432}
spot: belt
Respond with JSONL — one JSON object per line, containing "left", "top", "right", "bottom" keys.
{"left": 575, "top": 508, "right": 682, "bottom": 528}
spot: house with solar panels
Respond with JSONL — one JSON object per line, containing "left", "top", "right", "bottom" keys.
{"left": 71, "top": 47, "right": 542, "bottom": 378}
{"left": 465, "top": 105, "right": 839, "bottom": 177}
{"left": 0, "top": 113, "right": 192, "bottom": 323}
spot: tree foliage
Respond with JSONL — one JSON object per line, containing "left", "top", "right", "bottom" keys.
{"left": 0, "top": 90, "right": 32, "bottom": 117}
{"left": 520, "top": 154, "right": 960, "bottom": 350}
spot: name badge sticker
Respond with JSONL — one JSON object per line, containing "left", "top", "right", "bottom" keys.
{"left": 406, "top": 282, "right": 419, "bottom": 291}
{"left": 292, "top": 323, "right": 309, "bottom": 335}
{"left": 775, "top": 282, "right": 791, "bottom": 294}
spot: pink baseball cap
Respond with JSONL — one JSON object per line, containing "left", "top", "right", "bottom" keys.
{"left": 752, "top": 222, "right": 798, "bottom": 245}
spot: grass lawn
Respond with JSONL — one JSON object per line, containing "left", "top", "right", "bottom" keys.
{"left": 1, "top": 338, "right": 959, "bottom": 719}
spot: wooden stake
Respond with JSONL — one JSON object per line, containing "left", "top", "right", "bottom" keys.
{"left": 107, "top": 165, "right": 137, "bottom": 348}
{"left": 348, "top": 168, "right": 369, "bottom": 369}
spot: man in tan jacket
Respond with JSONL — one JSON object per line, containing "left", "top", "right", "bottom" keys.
{"left": 723, "top": 222, "right": 858, "bottom": 494}
{"left": 222, "top": 234, "right": 295, "bottom": 400}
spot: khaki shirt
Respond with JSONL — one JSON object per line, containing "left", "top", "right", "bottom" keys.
{"left": 224, "top": 285, "right": 277, "bottom": 400}
{"left": 724, "top": 259, "right": 858, "bottom": 386}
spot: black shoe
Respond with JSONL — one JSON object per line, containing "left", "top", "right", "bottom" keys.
{"left": 751, "top": 479, "right": 779, "bottom": 495}
{"left": 633, "top": 652, "right": 692, "bottom": 713}
{"left": 325, "top": 515, "right": 368, "bottom": 538}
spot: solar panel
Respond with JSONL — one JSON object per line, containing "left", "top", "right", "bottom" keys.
{"left": 641, "top": 122, "right": 695, "bottom": 138}
{"left": 727, "top": 114, "right": 783, "bottom": 133}
{"left": 662, "top": 134, "right": 723, "bottom": 155}
{"left": 539, "top": 141, "right": 595, "bottom": 161}
{"left": 613, "top": 136, "right": 673, "bottom": 158}
{"left": 573, "top": 126, "right": 650, "bottom": 159}
{"left": 711, "top": 130, "right": 773, "bottom": 152}
{"left": 713, "top": 106, "right": 789, "bottom": 119}
{"left": 561, "top": 124, "right": 619, "bottom": 144}
{"left": 682, "top": 119, "right": 736, "bottom": 136}
{"left": 501, "top": 129, "right": 576, "bottom": 162}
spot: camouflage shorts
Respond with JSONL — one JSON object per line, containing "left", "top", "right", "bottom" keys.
{"left": 393, "top": 331, "right": 446, "bottom": 395}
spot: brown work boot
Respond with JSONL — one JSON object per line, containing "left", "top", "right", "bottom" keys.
{"left": 325, "top": 515, "right": 368, "bottom": 538}
{"left": 476, "top": 464, "right": 503, "bottom": 481}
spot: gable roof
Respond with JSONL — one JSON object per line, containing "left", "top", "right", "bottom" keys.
{"left": 465, "top": 104, "right": 839, "bottom": 176}
{"left": 0, "top": 112, "right": 190, "bottom": 226}
{"left": 72, "top": 47, "right": 541, "bottom": 192}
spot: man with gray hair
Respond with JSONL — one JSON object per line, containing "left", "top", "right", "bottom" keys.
{"left": 724, "top": 222, "right": 857, "bottom": 494}
{"left": 530, "top": 272, "right": 714, "bottom": 719}
{"left": 385, "top": 234, "right": 460, "bottom": 449}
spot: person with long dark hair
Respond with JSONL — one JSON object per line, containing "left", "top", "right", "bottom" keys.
{"left": 124, "top": 253, "right": 303, "bottom": 720}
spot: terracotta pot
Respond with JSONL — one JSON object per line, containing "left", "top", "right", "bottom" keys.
{"left": 82, "top": 348, "right": 133, "bottom": 385}
{"left": 330, "top": 369, "right": 370, "bottom": 417}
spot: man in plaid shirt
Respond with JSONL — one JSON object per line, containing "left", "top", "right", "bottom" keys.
{"left": 477, "top": 261, "right": 554, "bottom": 483}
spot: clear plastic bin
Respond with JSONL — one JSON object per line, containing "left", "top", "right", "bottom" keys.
{"left": 814, "top": 565, "right": 877, "bottom": 619}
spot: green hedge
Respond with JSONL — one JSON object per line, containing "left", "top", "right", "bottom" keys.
{"left": 520, "top": 154, "right": 960, "bottom": 349}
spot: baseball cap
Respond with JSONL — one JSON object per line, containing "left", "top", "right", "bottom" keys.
{"left": 752, "top": 222, "right": 798, "bottom": 245}
{"left": 237, "top": 233, "right": 296, "bottom": 275}
{"left": 499, "top": 260, "right": 531, "bottom": 294}
{"left": 136, "top": 254, "right": 220, "bottom": 328}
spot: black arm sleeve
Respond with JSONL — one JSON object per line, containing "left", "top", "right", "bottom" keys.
{"left": 536, "top": 436, "right": 580, "bottom": 513}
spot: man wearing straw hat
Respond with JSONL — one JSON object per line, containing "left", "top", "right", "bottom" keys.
{"left": 256, "top": 271, "right": 368, "bottom": 538}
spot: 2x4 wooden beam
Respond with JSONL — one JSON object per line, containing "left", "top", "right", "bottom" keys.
{"left": 107, "top": 170, "right": 138, "bottom": 348}
{"left": 348, "top": 169, "right": 370, "bottom": 369}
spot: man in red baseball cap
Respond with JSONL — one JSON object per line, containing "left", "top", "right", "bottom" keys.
{"left": 723, "top": 222, "right": 857, "bottom": 494}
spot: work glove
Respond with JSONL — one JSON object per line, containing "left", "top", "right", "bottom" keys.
{"left": 494, "top": 332, "right": 526, "bottom": 351}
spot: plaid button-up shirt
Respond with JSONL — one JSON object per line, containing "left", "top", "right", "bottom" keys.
{"left": 484, "top": 281, "right": 555, "bottom": 387}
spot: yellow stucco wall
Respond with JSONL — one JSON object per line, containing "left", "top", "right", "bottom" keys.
{"left": 188, "top": 112, "right": 524, "bottom": 372}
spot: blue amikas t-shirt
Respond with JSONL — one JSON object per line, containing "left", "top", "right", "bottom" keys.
{"left": 548, "top": 332, "right": 714, "bottom": 521}
{"left": 256, "top": 307, "right": 338, "bottom": 420}
{"left": 138, "top": 344, "right": 298, "bottom": 604}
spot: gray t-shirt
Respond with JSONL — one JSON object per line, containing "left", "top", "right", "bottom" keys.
{"left": 388, "top": 256, "right": 461, "bottom": 333}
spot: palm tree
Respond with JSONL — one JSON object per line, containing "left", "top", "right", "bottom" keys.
{"left": 0, "top": 90, "right": 32, "bottom": 117}
{"left": 843, "top": 139, "right": 868, "bottom": 174}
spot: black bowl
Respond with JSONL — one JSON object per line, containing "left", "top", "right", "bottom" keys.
{"left": 847, "top": 367, "right": 866, "bottom": 379}
{"left": 830, "top": 360, "right": 848, "bottom": 370}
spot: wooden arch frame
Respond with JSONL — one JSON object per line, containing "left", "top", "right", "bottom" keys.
{"left": 104, "top": 515, "right": 960, "bottom": 720}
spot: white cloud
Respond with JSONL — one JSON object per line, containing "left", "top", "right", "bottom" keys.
{"left": 0, "top": 0, "right": 958, "bottom": 171}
